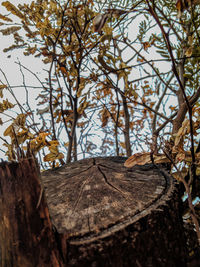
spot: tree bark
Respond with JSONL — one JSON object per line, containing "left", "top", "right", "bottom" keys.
{"left": 122, "top": 96, "right": 132, "bottom": 157}
{"left": 0, "top": 158, "right": 63, "bottom": 267}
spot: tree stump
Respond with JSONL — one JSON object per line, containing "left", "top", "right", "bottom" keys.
{"left": 41, "top": 156, "right": 187, "bottom": 266}
{"left": 0, "top": 158, "right": 64, "bottom": 267}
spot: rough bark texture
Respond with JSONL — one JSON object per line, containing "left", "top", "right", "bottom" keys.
{"left": 41, "top": 157, "right": 187, "bottom": 266}
{"left": 0, "top": 158, "right": 63, "bottom": 267}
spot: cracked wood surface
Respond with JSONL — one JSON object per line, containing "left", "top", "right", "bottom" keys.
{"left": 41, "top": 157, "right": 174, "bottom": 244}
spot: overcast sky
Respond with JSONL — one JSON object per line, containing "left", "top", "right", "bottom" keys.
{"left": 0, "top": 0, "right": 47, "bottom": 85}
{"left": 0, "top": 0, "right": 45, "bottom": 159}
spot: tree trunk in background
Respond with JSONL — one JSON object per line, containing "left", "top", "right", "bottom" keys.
{"left": 122, "top": 96, "right": 132, "bottom": 157}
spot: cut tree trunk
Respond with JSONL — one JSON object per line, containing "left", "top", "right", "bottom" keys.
{"left": 0, "top": 158, "right": 64, "bottom": 267}
{"left": 0, "top": 156, "right": 187, "bottom": 267}
{"left": 42, "top": 157, "right": 187, "bottom": 266}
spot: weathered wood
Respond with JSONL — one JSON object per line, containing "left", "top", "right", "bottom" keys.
{"left": 0, "top": 158, "right": 63, "bottom": 267}
{"left": 41, "top": 157, "right": 187, "bottom": 266}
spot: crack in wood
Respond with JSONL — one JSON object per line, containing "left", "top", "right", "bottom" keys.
{"left": 97, "top": 164, "right": 129, "bottom": 199}
{"left": 65, "top": 175, "right": 93, "bottom": 226}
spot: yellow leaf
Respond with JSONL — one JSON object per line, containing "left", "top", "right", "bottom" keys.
{"left": 14, "top": 114, "right": 27, "bottom": 126}
{"left": 48, "top": 140, "right": 60, "bottom": 146}
{"left": 0, "top": 99, "right": 14, "bottom": 111}
{"left": 3, "top": 143, "right": 15, "bottom": 161}
{"left": 0, "top": 84, "right": 7, "bottom": 89}
{"left": 0, "top": 13, "right": 12, "bottom": 22}
{"left": 196, "top": 167, "right": 200, "bottom": 176}
{"left": 49, "top": 144, "right": 59, "bottom": 154}
{"left": 188, "top": 35, "right": 193, "bottom": 46}
{"left": 118, "top": 70, "right": 126, "bottom": 80}
{"left": 30, "top": 139, "right": 44, "bottom": 152}
{"left": 174, "top": 120, "right": 190, "bottom": 147}
{"left": 104, "top": 25, "right": 113, "bottom": 35}
{"left": 77, "top": 83, "right": 85, "bottom": 97}
{"left": 4, "top": 99, "right": 14, "bottom": 109}
{"left": 142, "top": 41, "right": 151, "bottom": 51}
{"left": 2, "top": 1, "right": 24, "bottom": 19}
{"left": 17, "top": 128, "right": 28, "bottom": 137}
{"left": 119, "top": 142, "right": 126, "bottom": 150}
{"left": 27, "top": 132, "right": 34, "bottom": 139}
{"left": 185, "top": 47, "right": 193, "bottom": 57}
{"left": 0, "top": 89, "right": 3, "bottom": 98}
{"left": 50, "top": 0, "right": 57, "bottom": 11}
{"left": 44, "top": 152, "right": 56, "bottom": 162}
{"left": 3, "top": 125, "right": 13, "bottom": 137}
{"left": 36, "top": 132, "right": 50, "bottom": 145}
{"left": 0, "top": 26, "right": 21, "bottom": 35}
{"left": 60, "top": 66, "right": 68, "bottom": 75}
{"left": 175, "top": 150, "right": 192, "bottom": 163}
{"left": 43, "top": 145, "right": 64, "bottom": 162}
{"left": 175, "top": 152, "right": 185, "bottom": 162}
{"left": 57, "top": 153, "right": 64, "bottom": 159}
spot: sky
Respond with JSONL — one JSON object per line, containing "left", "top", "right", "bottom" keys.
{"left": 0, "top": 0, "right": 46, "bottom": 159}
{"left": 0, "top": 0, "right": 45, "bottom": 101}
{"left": 0, "top": 0, "right": 41, "bottom": 78}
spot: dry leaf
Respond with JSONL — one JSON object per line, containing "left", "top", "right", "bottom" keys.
{"left": 124, "top": 152, "right": 151, "bottom": 168}
{"left": 172, "top": 171, "right": 186, "bottom": 181}
{"left": 185, "top": 47, "right": 193, "bottom": 57}
{"left": 124, "top": 152, "right": 170, "bottom": 168}
{"left": 174, "top": 120, "right": 190, "bottom": 147}
{"left": 153, "top": 154, "right": 170, "bottom": 164}
{"left": 93, "top": 13, "right": 108, "bottom": 33}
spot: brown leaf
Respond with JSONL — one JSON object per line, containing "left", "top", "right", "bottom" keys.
{"left": 185, "top": 47, "right": 193, "bottom": 57}
{"left": 93, "top": 13, "right": 108, "bottom": 33}
{"left": 124, "top": 152, "right": 170, "bottom": 168}
{"left": 174, "top": 120, "right": 189, "bottom": 147}
{"left": 3, "top": 125, "right": 14, "bottom": 137}
{"left": 153, "top": 154, "right": 171, "bottom": 164}
{"left": 142, "top": 41, "right": 151, "bottom": 51}
{"left": 124, "top": 152, "right": 151, "bottom": 168}
{"left": 0, "top": 13, "right": 12, "bottom": 22}
{"left": 172, "top": 170, "right": 186, "bottom": 181}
